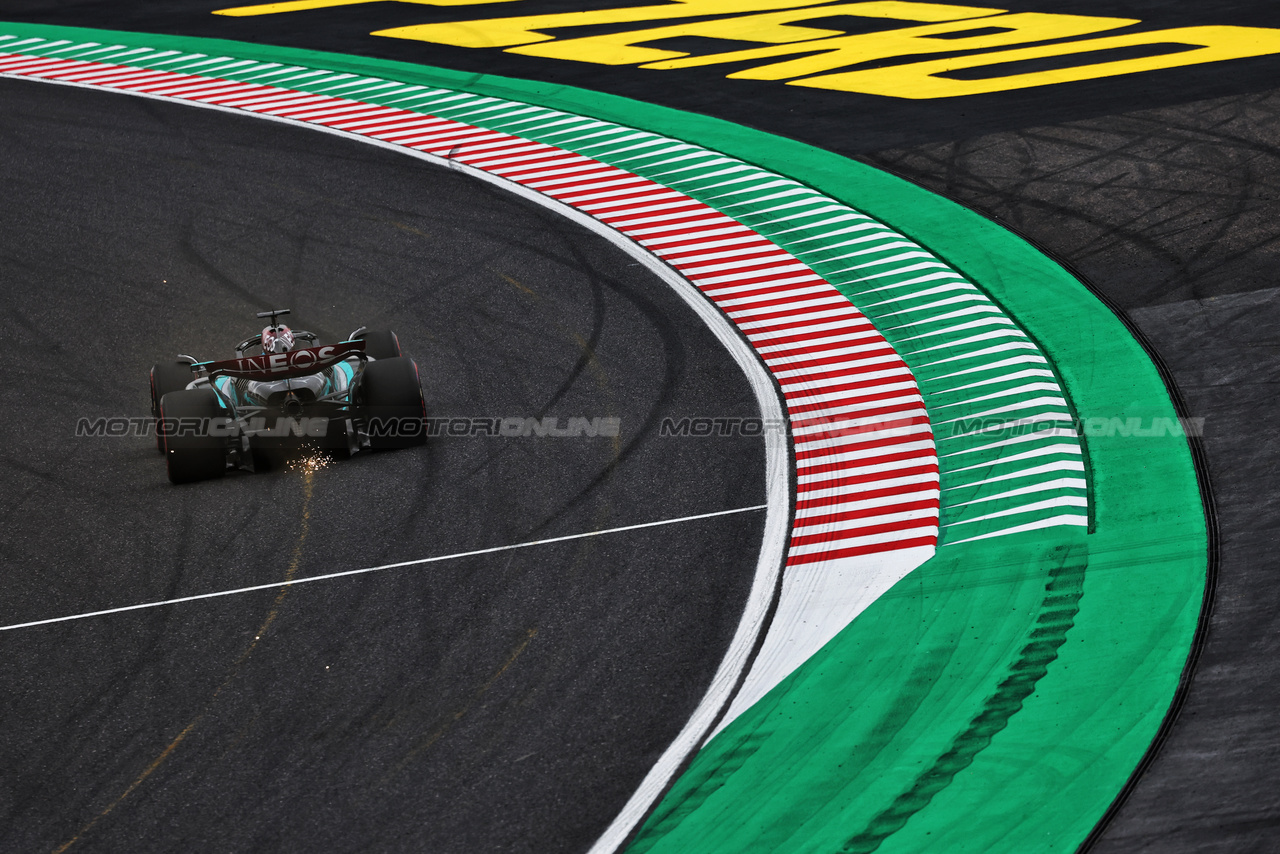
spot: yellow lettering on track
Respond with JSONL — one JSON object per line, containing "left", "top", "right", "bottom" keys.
{"left": 374, "top": 0, "right": 835, "bottom": 51}
{"left": 646, "top": 11, "right": 1134, "bottom": 76}
{"left": 210, "top": 0, "right": 1280, "bottom": 99}
{"left": 795, "top": 24, "right": 1280, "bottom": 97}
{"left": 508, "top": 2, "right": 1003, "bottom": 66}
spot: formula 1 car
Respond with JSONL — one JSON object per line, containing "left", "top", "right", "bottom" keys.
{"left": 149, "top": 309, "right": 426, "bottom": 484}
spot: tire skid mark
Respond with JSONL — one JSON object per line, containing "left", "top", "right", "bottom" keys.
{"left": 840, "top": 542, "right": 1087, "bottom": 854}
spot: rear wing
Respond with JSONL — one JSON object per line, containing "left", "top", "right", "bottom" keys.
{"left": 199, "top": 340, "right": 365, "bottom": 381}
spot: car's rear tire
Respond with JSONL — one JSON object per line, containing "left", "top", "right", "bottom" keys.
{"left": 357, "top": 330, "right": 401, "bottom": 360}
{"left": 150, "top": 361, "right": 194, "bottom": 452}
{"left": 360, "top": 356, "right": 426, "bottom": 450}
{"left": 161, "top": 389, "right": 229, "bottom": 484}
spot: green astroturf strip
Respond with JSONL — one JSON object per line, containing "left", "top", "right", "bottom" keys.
{"left": 0, "top": 22, "right": 1208, "bottom": 853}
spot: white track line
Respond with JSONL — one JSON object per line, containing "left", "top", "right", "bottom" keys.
{"left": 4, "top": 66, "right": 795, "bottom": 854}
{"left": 0, "top": 505, "right": 768, "bottom": 633}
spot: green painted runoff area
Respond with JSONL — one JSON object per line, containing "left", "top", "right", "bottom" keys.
{"left": 0, "top": 22, "right": 1209, "bottom": 852}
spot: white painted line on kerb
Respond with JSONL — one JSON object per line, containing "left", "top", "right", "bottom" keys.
{"left": 0, "top": 505, "right": 767, "bottom": 633}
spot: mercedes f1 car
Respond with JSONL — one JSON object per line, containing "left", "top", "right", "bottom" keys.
{"left": 149, "top": 309, "right": 426, "bottom": 484}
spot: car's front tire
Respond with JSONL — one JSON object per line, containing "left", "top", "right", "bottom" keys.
{"left": 160, "top": 388, "right": 229, "bottom": 484}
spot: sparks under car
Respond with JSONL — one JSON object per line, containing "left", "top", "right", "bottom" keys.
{"left": 149, "top": 309, "right": 426, "bottom": 484}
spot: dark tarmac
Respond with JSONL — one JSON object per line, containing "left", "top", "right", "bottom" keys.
{"left": 0, "top": 78, "right": 766, "bottom": 853}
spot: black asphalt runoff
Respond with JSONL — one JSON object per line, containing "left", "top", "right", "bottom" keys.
{"left": 0, "top": 78, "right": 766, "bottom": 853}
{"left": 9, "top": 0, "right": 1280, "bottom": 151}
{"left": 4, "top": 0, "right": 1280, "bottom": 851}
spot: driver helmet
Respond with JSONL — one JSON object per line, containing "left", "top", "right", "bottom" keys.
{"left": 262, "top": 325, "right": 295, "bottom": 354}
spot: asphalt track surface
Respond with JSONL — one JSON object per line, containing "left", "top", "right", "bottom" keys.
{"left": 4, "top": 1, "right": 1280, "bottom": 852}
{"left": 0, "top": 78, "right": 768, "bottom": 853}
